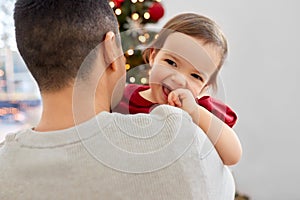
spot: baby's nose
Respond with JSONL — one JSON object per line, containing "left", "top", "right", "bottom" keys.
{"left": 170, "top": 73, "right": 187, "bottom": 88}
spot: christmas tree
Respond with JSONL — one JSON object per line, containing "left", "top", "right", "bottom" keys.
{"left": 110, "top": 0, "right": 165, "bottom": 84}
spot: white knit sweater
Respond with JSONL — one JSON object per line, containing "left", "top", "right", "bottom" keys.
{"left": 0, "top": 105, "right": 234, "bottom": 200}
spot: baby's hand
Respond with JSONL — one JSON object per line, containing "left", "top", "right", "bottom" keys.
{"left": 167, "top": 88, "right": 198, "bottom": 116}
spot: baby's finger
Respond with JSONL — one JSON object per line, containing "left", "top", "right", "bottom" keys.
{"left": 167, "top": 92, "right": 175, "bottom": 106}
{"left": 169, "top": 91, "right": 182, "bottom": 107}
{"left": 173, "top": 96, "right": 182, "bottom": 107}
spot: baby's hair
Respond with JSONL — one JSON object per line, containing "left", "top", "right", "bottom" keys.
{"left": 143, "top": 13, "right": 228, "bottom": 92}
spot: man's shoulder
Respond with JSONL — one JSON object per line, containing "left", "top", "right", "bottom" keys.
{"left": 149, "top": 104, "right": 192, "bottom": 120}
{"left": 111, "top": 105, "right": 205, "bottom": 142}
{"left": 115, "top": 104, "right": 195, "bottom": 126}
{"left": 0, "top": 129, "right": 28, "bottom": 149}
{"left": 113, "top": 104, "right": 191, "bottom": 119}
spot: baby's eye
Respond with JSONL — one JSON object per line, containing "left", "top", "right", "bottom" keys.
{"left": 191, "top": 73, "right": 204, "bottom": 82}
{"left": 164, "top": 59, "right": 177, "bottom": 67}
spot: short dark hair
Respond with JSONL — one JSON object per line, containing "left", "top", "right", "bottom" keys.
{"left": 14, "top": 0, "right": 119, "bottom": 92}
{"left": 143, "top": 13, "right": 228, "bottom": 92}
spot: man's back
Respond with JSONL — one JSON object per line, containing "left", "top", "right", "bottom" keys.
{"left": 0, "top": 105, "right": 234, "bottom": 199}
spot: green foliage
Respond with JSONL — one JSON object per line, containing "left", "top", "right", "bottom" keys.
{"left": 110, "top": 0, "right": 164, "bottom": 84}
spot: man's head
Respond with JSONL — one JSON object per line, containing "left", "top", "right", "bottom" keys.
{"left": 14, "top": 0, "right": 120, "bottom": 92}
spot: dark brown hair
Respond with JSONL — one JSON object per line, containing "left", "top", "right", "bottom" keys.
{"left": 143, "top": 13, "right": 228, "bottom": 91}
{"left": 14, "top": 0, "right": 119, "bottom": 92}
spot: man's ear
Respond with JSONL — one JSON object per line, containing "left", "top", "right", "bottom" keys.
{"left": 104, "top": 31, "right": 119, "bottom": 71}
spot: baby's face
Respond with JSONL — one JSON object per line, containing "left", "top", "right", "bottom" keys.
{"left": 149, "top": 32, "right": 220, "bottom": 104}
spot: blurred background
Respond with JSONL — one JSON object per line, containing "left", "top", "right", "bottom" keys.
{"left": 1, "top": 0, "right": 300, "bottom": 199}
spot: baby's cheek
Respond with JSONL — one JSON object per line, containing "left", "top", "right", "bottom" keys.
{"left": 186, "top": 85, "right": 199, "bottom": 98}
{"left": 187, "top": 80, "right": 203, "bottom": 98}
{"left": 149, "top": 65, "right": 172, "bottom": 84}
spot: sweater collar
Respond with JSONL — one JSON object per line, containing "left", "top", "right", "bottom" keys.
{"left": 15, "top": 111, "right": 112, "bottom": 148}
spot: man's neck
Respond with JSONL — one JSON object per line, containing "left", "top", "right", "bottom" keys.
{"left": 34, "top": 87, "right": 109, "bottom": 132}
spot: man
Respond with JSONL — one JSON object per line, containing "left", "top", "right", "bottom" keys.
{"left": 0, "top": 0, "right": 235, "bottom": 199}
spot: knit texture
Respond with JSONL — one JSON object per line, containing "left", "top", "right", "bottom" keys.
{"left": 0, "top": 105, "right": 234, "bottom": 200}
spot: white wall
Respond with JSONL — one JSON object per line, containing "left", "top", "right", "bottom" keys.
{"left": 158, "top": 0, "right": 300, "bottom": 199}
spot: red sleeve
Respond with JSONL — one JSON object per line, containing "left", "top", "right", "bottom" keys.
{"left": 197, "top": 96, "right": 237, "bottom": 128}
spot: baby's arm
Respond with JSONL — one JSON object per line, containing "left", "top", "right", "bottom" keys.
{"left": 168, "top": 88, "right": 242, "bottom": 165}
